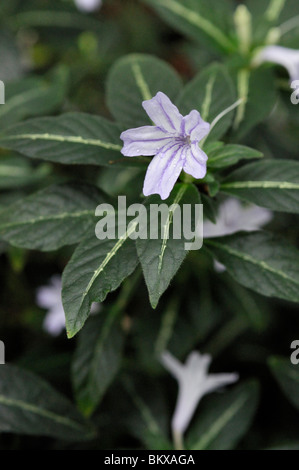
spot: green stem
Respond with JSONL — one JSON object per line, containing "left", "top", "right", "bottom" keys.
{"left": 111, "top": 268, "right": 142, "bottom": 323}
{"left": 203, "top": 315, "right": 248, "bottom": 358}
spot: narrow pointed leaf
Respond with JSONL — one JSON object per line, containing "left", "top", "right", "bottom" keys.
{"left": 62, "top": 227, "right": 138, "bottom": 337}
{"left": 72, "top": 312, "right": 125, "bottom": 416}
{"left": 187, "top": 381, "right": 259, "bottom": 450}
{"left": 136, "top": 183, "right": 202, "bottom": 308}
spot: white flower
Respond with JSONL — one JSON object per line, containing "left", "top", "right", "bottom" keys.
{"left": 74, "top": 0, "right": 102, "bottom": 13}
{"left": 36, "top": 275, "right": 100, "bottom": 336}
{"left": 253, "top": 45, "right": 299, "bottom": 83}
{"left": 203, "top": 198, "right": 273, "bottom": 273}
{"left": 203, "top": 198, "right": 273, "bottom": 238}
{"left": 160, "top": 350, "right": 238, "bottom": 446}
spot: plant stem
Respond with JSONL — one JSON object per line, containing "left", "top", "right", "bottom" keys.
{"left": 173, "top": 429, "right": 185, "bottom": 450}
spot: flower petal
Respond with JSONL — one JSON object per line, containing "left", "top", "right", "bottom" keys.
{"left": 142, "top": 92, "right": 183, "bottom": 134}
{"left": 120, "top": 125, "right": 173, "bottom": 156}
{"left": 183, "top": 143, "right": 208, "bottom": 179}
{"left": 143, "top": 141, "right": 184, "bottom": 200}
{"left": 182, "top": 109, "right": 210, "bottom": 142}
{"left": 160, "top": 351, "right": 184, "bottom": 381}
{"left": 185, "top": 351, "right": 211, "bottom": 377}
{"left": 254, "top": 45, "right": 299, "bottom": 82}
{"left": 203, "top": 373, "right": 239, "bottom": 395}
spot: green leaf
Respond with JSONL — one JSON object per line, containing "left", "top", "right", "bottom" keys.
{"left": 232, "top": 68, "right": 277, "bottom": 141}
{"left": 62, "top": 227, "right": 138, "bottom": 338}
{"left": 143, "top": 0, "right": 236, "bottom": 54}
{"left": 0, "top": 112, "right": 143, "bottom": 168}
{"left": 207, "top": 143, "right": 263, "bottom": 169}
{"left": 136, "top": 183, "right": 201, "bottom": 308}
{"left": 220, "top": 159, "right": 299, "bottom": 213}
{"left": 0, "top": 364, "right": 95, "bottom": 441}
{"left": 187, "top": 381, "right": 259, "bottom": 450}
{"left": 0, "top": 66, "right": 69, "bottom": 129}
{"left": 205, "top": 231, "right": 299, "bottom": 303}
{"left": 0, "top": 30, "right": 23, "bottom": 81}
{"left": 177, "top": 63, "right": 236, "bottom": 143}
{"left": 269, "top": 356, "right": 299, "bottom": 411}
{"left": 72, "top": 312, "right": 125, "bottom": 416}
{"left": 0, "top": 156, "right": 50, "bottom": 189}
{"left": 0, "top": 182, "right": 107, "bottom": 251}
{"left": 106, "top": 53, "right": 183, "bottom": 128}
{"left": 123, "top": 377, "right": 172, "bottom": 450}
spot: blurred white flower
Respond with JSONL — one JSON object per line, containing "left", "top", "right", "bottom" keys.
{"left": 36, "top": 275, "right": 100, "bottom": 336}
{"left": 203, "top": 198, "right": 273, "bottom": 272}
{"left": 253, "top": 45, "right": 299, "bottom": 83}
{"left": 161, "top": 350, "right": 238, "bottom": 448}
{"left": 74, "top": 0, "right": 102, "bottom": 13}
{"left": 203, "top": 198, "right": 272, "bottom": 238}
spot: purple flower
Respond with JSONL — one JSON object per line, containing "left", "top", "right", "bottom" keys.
{"left": 120, "top": 92, "right": 210, "bottom": 200}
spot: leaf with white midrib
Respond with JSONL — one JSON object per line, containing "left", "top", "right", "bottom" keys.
{"left": 205, "top": 231, "right": 299, "bottom": 303}
{"left": 0, "top": 182, "right": 107, "bottom": 251}
{"left": 72, "top": 313, "right": 124, "bottom": 416}
{"left": 0, "top": 364, "right": 95, "bottom": 441}
{"left": 191, "top": 393, "right": 248, "bottom": 450}
{"left": 106, "top": 53, "right": 183, "bottom": 128}
{"left": 62, "top": 222, "right": 139, "bottom": 337}
{"left": 176, "top": 63, "right": 236, "bottom": 143}
{"left": 220, "top": 158, "right": 299, "bottom": 213}
{"left": 136, "top": 183, "right": 201, "bottom": 308}
{"left": 0, "top": 395, "right": 87, "bottom": 432}
{"left": 0, "top": 112, "right": 145, "bottom": 168}
{"left": 187, "top": 381, "right": 259, "bottom": 450}
{"left": 145, "top": 0, "right": 235, "bottom": 52}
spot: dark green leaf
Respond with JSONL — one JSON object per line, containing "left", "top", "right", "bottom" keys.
{"left": 187, "top": 381, "right": 259, "bottom": 450}
{"left": 62, "top": 227, "right": 138, "bottom": 337}
{"left": 72, "top": 312, "right": 125, "bottom": 416}
{"left": 220, "top": 159, "right": 299, "bottom": 213}
{"left": 269, "top": 356, "right": 299, "bottom": 411}
{"left": 106, "top": 53, "right": 183, "bottom": 128}
{"left": 207, "top": 143, "right": 263, "bottom": 169}
{"left": 143, "top": 0, "right": 236, "bottom": 54}
{"left": 205, "top": 231, "right": 299, "bottom": 303}
{"left": 0, "top": 112, "right": 144, "bottom": 167}
{"left": 0, "top": 364, "right": 95, "bottom": 441}
{"left": 0, "top": 182, "right": 107, "bottom": 251}
{"left": 136, "top": 183, "right": 201, "bottom": 308}
{"left": 177, "top": 63, "right": 236, "bottom": 143}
